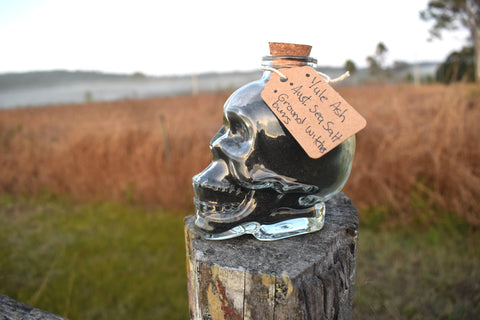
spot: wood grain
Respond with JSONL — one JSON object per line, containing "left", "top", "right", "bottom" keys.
{"left": 185, "top": 192, "right": 359, "bottom": 320}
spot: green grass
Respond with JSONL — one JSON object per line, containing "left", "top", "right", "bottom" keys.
{"left": 0, "top": 193, "right": 189, "bottom": 319}
{"left": 1, "top": 194, "right": 479, "bottom": 319}
{"left": 354, "top": 227, "right": 480, "bottom": 319}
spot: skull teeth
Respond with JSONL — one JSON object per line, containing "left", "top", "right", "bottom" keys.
{"left": 194, "top": 190, "right": 256, "bottom": 223}
{"left": 199, "top": 181, "right": 243, "bottom": 195}
{"left": 195, "top": 198, "right": 240, "bottom": 214}
{"left": 194, "top": 181, "right": 247, "bottom": 215}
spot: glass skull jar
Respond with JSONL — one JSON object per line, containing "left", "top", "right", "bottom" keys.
{"left": 192, "top": 43, "right": 356, "bottom": 241}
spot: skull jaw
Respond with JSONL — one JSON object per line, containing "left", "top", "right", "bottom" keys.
{"left": 193, "top": 201, "right": 325, "bottom": 241}
{"left": 193, "top": 183, "right": 323, "bottom": 236}
{"left": 192, "top": 159, "right": 326, "bottom": 237}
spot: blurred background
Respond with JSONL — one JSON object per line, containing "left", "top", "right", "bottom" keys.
{"left": 1, "top": 0, "right": 479, "bottom": 319}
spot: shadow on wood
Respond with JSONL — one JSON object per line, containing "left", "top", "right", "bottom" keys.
{"left": 185, "top": 193, "right": 359, "bottom": 320}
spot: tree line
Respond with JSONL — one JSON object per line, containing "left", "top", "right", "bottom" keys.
{"left": 344, "top": 0, "right": 479, "bottom": 84}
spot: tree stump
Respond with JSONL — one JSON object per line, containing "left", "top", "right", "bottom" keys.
{"left": 185, "top": 192, "right": 359, "bottom": 320}
{"left": 0, "top": 295, "right": 67, "bottom": 320}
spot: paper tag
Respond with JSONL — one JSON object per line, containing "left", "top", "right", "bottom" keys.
{"left": 261, "top": 66, "right": 366, "bottom": 159}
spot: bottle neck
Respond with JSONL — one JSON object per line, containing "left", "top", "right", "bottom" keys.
{"left": 261, "top": 55, "right": 317, "bottom": 79}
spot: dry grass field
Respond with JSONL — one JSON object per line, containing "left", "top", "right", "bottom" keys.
{"left": 1, "top": 83, "right": 479, "bottom": 226}
{"left": 1, "top": 83, "right": 480, "bottom": 319}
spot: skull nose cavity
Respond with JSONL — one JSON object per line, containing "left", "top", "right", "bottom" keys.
{"left": 210, "top": 133, "right": 231, "bottom": 156}
{"left": 210, "top": 132, "right": 252, "bottom": 161}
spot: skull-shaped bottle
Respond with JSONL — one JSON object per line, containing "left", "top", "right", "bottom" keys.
{"left": 192, "top": 43, "right": 356, "bottom": 240}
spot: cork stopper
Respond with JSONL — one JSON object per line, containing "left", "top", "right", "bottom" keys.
{"left": 269, "top": 42, "right": 312, "bottom": 56}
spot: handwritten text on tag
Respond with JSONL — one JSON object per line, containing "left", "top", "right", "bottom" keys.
{"left": 261, "top": 66, "right": 367, "bottom": 159}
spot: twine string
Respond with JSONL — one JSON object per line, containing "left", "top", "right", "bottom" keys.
{"left": 262, "top": 66, "right": 350, "bottom": 83}
{"left": 263, "top": 66, "right": 289, "bottom": 81}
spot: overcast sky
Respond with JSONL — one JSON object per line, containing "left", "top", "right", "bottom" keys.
{"left": 0, "top": 0, "right": 470, "bottom": 76}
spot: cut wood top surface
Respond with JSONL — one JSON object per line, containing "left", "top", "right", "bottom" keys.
{"left": 185, "top": 193, "right": 359, "bottom": 278}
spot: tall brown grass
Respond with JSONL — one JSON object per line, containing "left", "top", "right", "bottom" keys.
{"left": 1, "top": 84, "right": 479, "bottom": 226}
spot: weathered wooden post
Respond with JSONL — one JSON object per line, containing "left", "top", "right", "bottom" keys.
{"left": 0, "top": 295, "right": 67, "bottom": 320}
{"left": 185, "top": 193, "right": 359, "bottom": 320}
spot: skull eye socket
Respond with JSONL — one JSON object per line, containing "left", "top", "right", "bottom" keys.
{"left": 208, "top": 111, "right": 254, "bottom": 158}
{"left": 226, "top": 110, "right": 252, "bottom": 138}
{"left": 229, "top": 118, "right": 248, "bottom": 138}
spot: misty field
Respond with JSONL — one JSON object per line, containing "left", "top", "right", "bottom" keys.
{"left": 0, "top": 83, "right": 479, "bottom": 225}
{"left": 1, "top": 83, "right": 480, "bottom": 319}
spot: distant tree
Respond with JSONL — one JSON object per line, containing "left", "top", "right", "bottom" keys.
{"left": 84, "top": 91, "right": 93, "bottom": 103}
{"left": 366, "top": 56, "right": 381, "bottom": 80}
{"left": 392, "top": 60, "right": 410, "bottom": 73}
{"left": 344, "top": 59, "right": 357, "bottom": 75}
{"left": 375, "top": 42, "right": 389, "bottom": 68}
{"left": 405, "top": 72, "right": 414, "bottom": 83}
{"left": 131, "top": 71, "right": 146, "bottom": 79}
{"left": 436, "top": 46, "right": 475, "bottom": 83}
{"left": 391, "top": 61, "right": 412, "bottom": 83}
{"left": 423, "top": 74, "right": 436, "bottom": 83}
{"left": 366, "top": 42, "right": 389, "bottom": 82}
{"left": 420, "top": 0, "right": 480, "bottom": 82}
{"left": 366, "top": 56, "right": 380, "bottom": 75}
